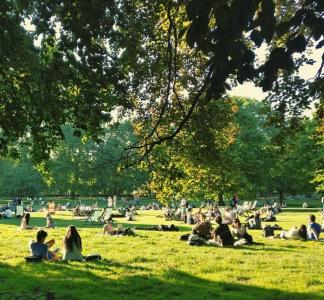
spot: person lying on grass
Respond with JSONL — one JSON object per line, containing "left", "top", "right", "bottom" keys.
{"left": 192, "top": 213, "right": 213, "bottom": 240}
{"left": 231, "top": 218, "right": 253, "bottom": 244}
{"left": 62, "top": 225, "right": 83, "bottom": 261}
{"left": 103, "top": 221, "right": 117, "bottom": 235}
{"left": 279, "top": 225, "right": 307, "bottom": 240}
{"left": 103, "top": 222, "right": 135, "bottom": 236}
{"left": 20, "top": 213, "right": 35, "bottom": 230}
{"left": 29, "top": 230, "right": 59, "bottom": 261}
{"left": 208, "top": 216, "right": 234, "bottom": 247}
{"left": 308, "top": 214, "right": 321, "bottom": 240}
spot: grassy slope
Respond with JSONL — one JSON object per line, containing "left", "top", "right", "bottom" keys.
{"left": 0, "top": 210, "right": 323, "bottom": 300}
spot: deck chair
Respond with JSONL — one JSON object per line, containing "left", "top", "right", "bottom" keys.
{"left": 250, "top": 200, "right": 258, "bottom": 211}
{"left": 245, "top": 201, "right": 258, "bottom": 216}
{"left": 102, "top": 208, "right": 113, "bottom": 223}
{"left": 85, "top": 209, "right": 103, "bottom": 223}
{"left": 15, "top": 205, "right": 24, "bottom": 217}
{"left": 48, "top": 202, "right": 55, "bottom": 214}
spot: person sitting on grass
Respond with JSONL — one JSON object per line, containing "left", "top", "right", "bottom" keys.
{"left": 45, "top": 212, "right": 55, "bottom": 228}
{"left": 262, "top": 207, "right": 276, "bottom": 222}
{"left": 20, "top": 213, "right": 34, "bottom": 230}
{"left": 194, "top": 209, "right": 202, "bottom": 224}
{"left": 62, "top": 225, "right": 83, "bottom": 261}
{"left": 222, "top": 207, "right": 236, "bottom": 224}
{"left": 125, "top": 209, "right": 135, "bottom": 221}
{"left": 208, "top": 216, "right": 234, "bottom": 247}
{"left": 29, "top": 230, "right": 58, "bottom": 261}
{"left": 186, "top": 208, "right": 195, "bottom": 225}
{"left": 192, "top": 213, "right": 213, "bottom": 240}
{"left": 103, "top": 221, "right": 117, "bottom": 235}
{"left": 247, "top": 212, "right": 262, "bottom": 229}
{"left": 308, "top": 214, "right": 321, "bottom": 240}
{"left": 1, "top": 207, "right": 13, "bottom": 219}
{"left": 231, "top": 218, "right": 253, "bottom": 244}
{"left": 279, "top": 225, "right": 307, "bottom": 240}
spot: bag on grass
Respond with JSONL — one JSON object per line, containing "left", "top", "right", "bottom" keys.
{"left": 188, "top": 234, "right": 205, "bottom": 246}
{"left": 84, "top": 254, "right": 102, "bottom": 261}
{"left": 25, "top": 256, "right": 42, "bottom": 263}
{"left": 263, "top": 226, "right": 275, "bottom": 237}
{"left": 180, "top": 233, "right": 190, "bottom": 241}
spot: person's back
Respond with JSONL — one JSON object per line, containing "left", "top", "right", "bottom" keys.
{"left": 214, "top": 223, "right": 234, "bottom": 246}
{"left": 249, "top": 213, "right": 262, "bottom": 229}
{"left": 62, "top": 225, "right": 83, "bottom": 261}
{"left": 3, "top": 209, "right": 12, "bottom": 218}
{"left": 308, "top": 215, "right": 321, "bottom": 240}
{"left": 62, "top": 242, "right": 83, "bottom": 261}
{"left": 29, "top": 230, "right": 50, "bottom": 259}
{"left": 192, "top": 215, "right": 213, "bottom": 239}
{"left": 29, "top": 241, "right": 48, "bottom": 259}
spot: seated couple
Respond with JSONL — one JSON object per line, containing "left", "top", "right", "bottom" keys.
{"left": 191, "top": 215, "right": 252, "bottom": 246}
{"left": 208, "top": 217, "right": 253, "bottom": 246}
{"left": 29, "top": 226, "right": 83, "bottom": 261}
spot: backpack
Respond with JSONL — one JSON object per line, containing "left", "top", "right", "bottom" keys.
{"left": 188, "top": 234, "right": 205, "bottom": 246}
{"left": 180, "top": 233, "right": 190, "bottom": 241}
{"left": 263, "top": 226, "right": 275, "bottom": 237}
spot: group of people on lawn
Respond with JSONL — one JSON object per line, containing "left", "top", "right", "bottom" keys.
{"left": 19, "top": 194, "right": 323, "bottom": 261}
{"left": 190, "top": 211, "right": 321, "bottom": 246}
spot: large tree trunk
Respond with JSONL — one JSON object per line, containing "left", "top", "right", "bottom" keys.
{"left": 279, "top": 190, "right": 284, "bottom": 205}
{"left": 218, "top": 193, "right": 225, "bottom": 206}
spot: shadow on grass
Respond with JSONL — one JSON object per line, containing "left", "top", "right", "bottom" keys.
{"left": 0, "top": 262, "right": 322, "bottom": 300}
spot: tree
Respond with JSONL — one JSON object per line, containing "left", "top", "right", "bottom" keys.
{"left": 0, "top": 0, "right": 322, "bottom": 161}
{"left": 44, "top": 123, "right": 148, "bottom": 197}
{"left": 0, "top": 154, "right": 45, "bottom": 197}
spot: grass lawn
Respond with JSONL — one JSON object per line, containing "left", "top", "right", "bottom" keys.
{"left": 0, "top": 209, "right": 323, "bottom": 300}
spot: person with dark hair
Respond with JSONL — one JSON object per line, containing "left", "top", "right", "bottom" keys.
{"left": 209, "top": 216, "right": 234, "bottom": 246}
{"left": 248, "top": 212, "right": 262, "bottom": 229}
{"left": 29, "top": 230, "right": 57, "bottom": 260}
{"left": 230, "top": 193, "right": 239, "bottom": 208}
{"left": 308, "top": 215, "right": 321, "bottom": 240}
{"left": 192, "top": 214, "right": 213, "bottom": 239}
{"left": 279, "top": 225, "right": 307, "bottom": 240}
{"left": 231, "top": 218, "right": 253, "bottom": 244}
{"left": 20, "top": 213, "right": 34, "bottom": 230}
{"left": 62, "top": 225, "right": 83, "bottom": 261}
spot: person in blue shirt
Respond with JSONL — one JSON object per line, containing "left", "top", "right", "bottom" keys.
{"left": 29, "top": 230, "right": 58, "bottom": 260}
{"left": 308, "top": 214, "right": 321, "bottom": 240}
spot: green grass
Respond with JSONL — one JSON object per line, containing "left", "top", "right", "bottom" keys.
{"left": 0, "top": 210, "right": 323, "bottom": 300}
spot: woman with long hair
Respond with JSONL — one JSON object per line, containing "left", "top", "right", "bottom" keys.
{"left": 20, "top": 213, "right": 34, "bottom": 230}
{"left": 62, "top": 225, "right": 83, "bottom": 261}
{"left": 279, "top": 224, "right": 308, "bottom": 240}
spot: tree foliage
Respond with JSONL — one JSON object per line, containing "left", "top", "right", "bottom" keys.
{"left": 0, "top": 0, "right": 322, "bottom": 161}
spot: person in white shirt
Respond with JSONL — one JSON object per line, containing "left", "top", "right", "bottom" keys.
{"left": 2, "top": 208, "right": 13, "bottom": 218}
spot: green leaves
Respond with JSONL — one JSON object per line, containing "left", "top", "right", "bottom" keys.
{"left": 287, "top": 35, "right": 307, "bottom": 53}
